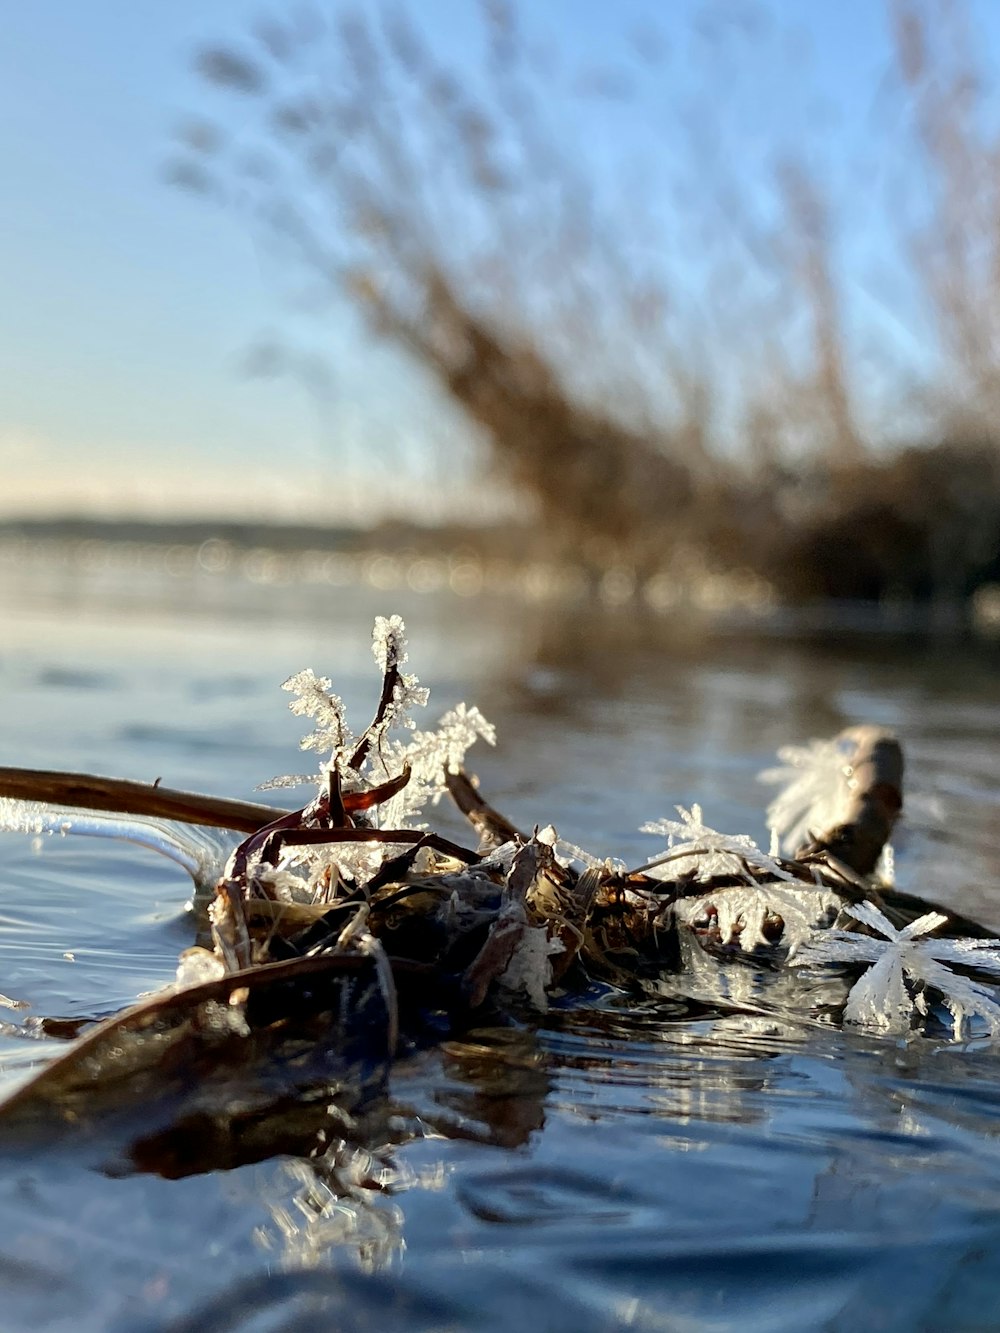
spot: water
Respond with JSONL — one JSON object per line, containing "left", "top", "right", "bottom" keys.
{"left": 0, "top": 551, "right": 999, "bottom": 1331}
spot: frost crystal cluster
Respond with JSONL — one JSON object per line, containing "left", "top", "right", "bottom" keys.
{"left": 367, "top": 701, "right": 495, "bottom": 831}
{"left": 632, "top": 747, "right": 1000, "bottom": 1044}
{"left": 640, "top": 804, "right": 837, "bottom": 953}
{"left": 759, "top": 736, "right": 858, "bottom": 854}
{"left": 283, "top": 668, "right": 353, "bottom": 757}
{"left": 672, "top": 883, "right": 841, "bottom": 954}
{"left": 641, "top": 803, "right": 795, "bottom": 882}
{"left": 250, "top": 616, "right": 494, "bottom": 897}
{"left": 792, "top": 900, "right": 1000, "bottom": 1037}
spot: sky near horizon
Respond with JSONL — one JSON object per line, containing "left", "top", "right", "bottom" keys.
{"left": 1, "top": 2, "right": 997, "bottom": 524}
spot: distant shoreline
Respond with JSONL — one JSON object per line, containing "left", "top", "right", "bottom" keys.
{"left": 0, "top": 514, "right": 535, "bottom": 560}
{"left": 2, "top": 515, "right": 998, "bottom": 642}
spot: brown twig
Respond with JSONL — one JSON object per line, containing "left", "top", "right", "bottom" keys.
{"left": 445, "top": 769, "right": 524, "bottom": 848}
{"left": 349, "top": 658, "right": 401, "bottom": 771}
{"left": 0, "top": 951, "right": 431, "bottom": 1122}
{"left": 0, "top": 767, "right": 289, "bottom": 834}
{"left": 277, "top": 826, "right": 481, "bottom": 864}
{"left": 797, "top": 725, "right": 904, "bottom": 876}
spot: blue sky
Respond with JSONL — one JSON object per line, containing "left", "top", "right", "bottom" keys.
{"left": 0, "top": 2, "right": 995, "bottom": 521}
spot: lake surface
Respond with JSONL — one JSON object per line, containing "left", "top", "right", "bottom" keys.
{"left": 0, "top": 548, "right": 999, "bottom": 1331}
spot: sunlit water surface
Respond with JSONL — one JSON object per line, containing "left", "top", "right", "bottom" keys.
{"left": 0, "top": 556, "right": 999, "bottom": 1331}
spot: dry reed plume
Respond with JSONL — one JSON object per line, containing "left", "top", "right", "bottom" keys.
{"left": 171, "top": 0, "right": 1000, "bottom": 606}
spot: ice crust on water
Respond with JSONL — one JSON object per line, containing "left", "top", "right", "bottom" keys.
{"left": 0, "top": 798, "right": 232, "bottom": 887}
{"left": 792, "top": 900, "right": 1000, "bottom": 1037}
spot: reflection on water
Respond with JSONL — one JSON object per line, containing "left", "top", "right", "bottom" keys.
{"left": 0, "top": 554, "right": 998, "bottom": 1329}
{"left": 261, "top": 1144, "right": 409, "bottom": 1274}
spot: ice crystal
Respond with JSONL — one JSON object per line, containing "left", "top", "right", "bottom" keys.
{"left": 389, "top": 675, "right": 431, "bottom": 729}
{"left": 674, "top": 882, "right": 840, "bottom": 953}
{"left": 368, "top": 703, "right": 496, "bottom": 830}
{"left": 175, "top": 947, "right": 226, "bottom": 988}
{"left": 760, "top": 736, "right": 857, "bottom": 854}
{"left": 476, "top": 841, "right": 519, "bottom": 875}
{"left": 282, "top": 669, "right": 353, "bottom": 756}
{"left": 257, "top": 773, "right": 322, "bottom": 792}
{"left": 792, "top": 899, "right": 1000, "bottom": 1037}
{"left": 366, "top": 616, "right": 430, "bottom": 740}
{"left": 553, "top": 838, "right": 606, "bottom": 871}
{"left": 875, "top": 843, "right": 896, "bottom": 886}
{"left": 371, "top": 613, "right": 407, "bottom": 675}
{"left": 640, "top": 804, "right": 796, "bottom": 883}
{"left": 257, "top": 837, "right": 384, "bottom": 904}
{"left": 259, "top": 618, "right": 495, "bottom": 896}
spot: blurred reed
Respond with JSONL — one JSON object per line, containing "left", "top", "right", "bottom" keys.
{"left": 170, "top": 0, "right": 1000, "bottom": 606}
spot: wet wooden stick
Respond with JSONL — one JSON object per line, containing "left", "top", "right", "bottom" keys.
{"left": 445, "top": 769, "right": 524, "bottom": 849}
{"left": 0, "top": 767, "right": 289, "bottom": 834}
{"left": 0, "top": 950, "right": 429, "bottom": 1122}
{"left": 798, "top": 725, "right": 904, "bottom": 877}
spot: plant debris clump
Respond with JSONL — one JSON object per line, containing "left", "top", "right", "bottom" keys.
{"left": 1, "top": 615, "right": 999, "bottom": 1162}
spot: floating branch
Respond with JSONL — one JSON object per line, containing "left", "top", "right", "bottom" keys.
{"left": 0, "top": 951, "right": 425, "bottom": 1166}
{"left": 0, "top": 615, "right": 996, "bottom": 1173}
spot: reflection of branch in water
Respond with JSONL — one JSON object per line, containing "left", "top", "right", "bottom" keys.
{"left": 431, "top": 1027, "right": 551, "bottom": 1149}
{"left": 545, "top": 1005, "right": 771, "bottom": 1133}
{"left": 541, "top": 967, "right": 848, "bottom": 1136}
{"left": 255, "top": 1029, "right": 552, "bottom": 1272}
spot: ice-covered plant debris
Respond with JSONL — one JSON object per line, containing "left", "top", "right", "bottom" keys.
{"left": 0, "top": 619, "right": 997, "bottom": 1069}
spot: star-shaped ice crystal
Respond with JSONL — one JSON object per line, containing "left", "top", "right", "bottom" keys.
{"left": 792, "top": 899, "right": 1000, "bottom": 1038}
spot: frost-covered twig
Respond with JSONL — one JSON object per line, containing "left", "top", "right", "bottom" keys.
{"left": 639, "top": 804, "right": 797, "bottom": 883}
{"left": 761, "top": 726, "right": 903, "bottom": 875}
